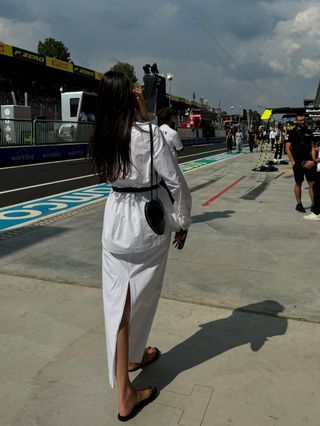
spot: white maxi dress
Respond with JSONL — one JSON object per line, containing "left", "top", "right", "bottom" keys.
{"left": 102, "top": 118, "right": 192, "bottom": 388}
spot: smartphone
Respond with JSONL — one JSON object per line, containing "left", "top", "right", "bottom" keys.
{"left": 174, "top": 230, "right": 188, "bottom": 250}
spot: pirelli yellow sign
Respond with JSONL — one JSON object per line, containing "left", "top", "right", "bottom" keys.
{"left": 95, "top": 71, "right": 104, "bottom": 80}
{"left": 0, "top": 42, "right": 13, "bottom": 57}
{"left": 46, "top": 57, "right": 73, "bottom": 73}
{"left": 1, "top": 40, "right": 103, "bottom": 80}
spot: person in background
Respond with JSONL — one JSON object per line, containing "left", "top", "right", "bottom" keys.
{"left": 235, "top": 127, "right": 243, "bottom": 152}
{"left": 89, "top": 71, "right": 192, "bottom": 421}
{"left": 286, "top": 113, "right": 316, "bottom": 213}
{"left": 304, "top": 121, "right": 320, "bottom": 220}
{"left": 269, "top": 127, "right": 277, "bottom": 151}
{"left": 157, "top": 107, "right": 184, "bottom": 159}
{"left": 226, "top": 127, "right": 234, "bottom": 153}
{"left": 248, "top": 126, "right": 255, "bottom": 153}
{"left": 273, "top": 126, "right": 284, "bottom": 163}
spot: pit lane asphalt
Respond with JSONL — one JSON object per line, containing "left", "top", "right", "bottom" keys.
{"left": 1, "top": 149, "right": 320, "bottom": 426}
{"left": 0, "top": 141, "right": 227, "bottom": 207}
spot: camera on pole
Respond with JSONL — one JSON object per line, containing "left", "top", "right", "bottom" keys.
{"left": 142, "top": 62, "right": 167, "bottom": 113}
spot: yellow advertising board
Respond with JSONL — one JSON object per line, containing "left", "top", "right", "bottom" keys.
{"left": 95, "top": 71, "right": 104, "bottom": 80}
{"left": 46, "top": 57, "right": 73, "bottom": 73}
{"left": 261, "top": 109, "right": 273, "bottom": 120}
{"left": 1, "top": 41, "right": 103, "bottom": 81}
{"left": 0, "top": 42, "right": 13, "bottom": 57}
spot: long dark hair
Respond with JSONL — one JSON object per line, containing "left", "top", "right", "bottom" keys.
{"left": 89, "top": 71, "right": 135, "bottom": 182}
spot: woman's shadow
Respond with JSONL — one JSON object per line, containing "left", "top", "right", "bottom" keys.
{"left": 133, "top": 300, "right": 287, "bottom": 390}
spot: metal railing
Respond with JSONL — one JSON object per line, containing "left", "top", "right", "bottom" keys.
{"left": 0, "top": 119, "right": 32, "bottom": 146}
{"left": 0, "top": 119, "right": 95, "bottom": 147}
{"left": 0, "top": 119, "right": 226, "bottom": 147}
{"left": 33, "top": 120, "right": 94, "bottom": 145}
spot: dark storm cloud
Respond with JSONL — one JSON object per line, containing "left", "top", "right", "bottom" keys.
{"left": 0, "top": 1, "right": 34, "bottom": 22}
{"left": 0, "top": 0, "right": 319, "bottom": 107}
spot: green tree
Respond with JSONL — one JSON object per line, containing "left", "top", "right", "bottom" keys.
{"left": 37, "top": 37, "right": 71, "bottom": 62}
{"left": 109, "top": 62, "right": 138, "bottom": 84}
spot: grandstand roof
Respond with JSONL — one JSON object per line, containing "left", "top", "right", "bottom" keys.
{"left": 0, "top": 40, "right": 103, "bottom": 81}
{"left": 0, "top": 40, "right": 212, "bottom": 112}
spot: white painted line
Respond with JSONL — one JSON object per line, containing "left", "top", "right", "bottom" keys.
{"left": 0, "top": 157, "right": 87, "bottom": 170}
{"left": 179, "top": 148, "right": 225, "bottom": 160}
{"left": 0, "top": 174, "right": 95, "bottom": 195}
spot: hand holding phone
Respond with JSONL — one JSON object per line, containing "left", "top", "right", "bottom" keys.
{"left": 173, "top": 229, "right": 188, "bottom": 250}
{"left": 133, "top": 87, "right": 148, "bottom": 121}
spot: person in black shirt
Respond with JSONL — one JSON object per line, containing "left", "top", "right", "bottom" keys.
{"left": 248, "top": 126, "right": 255, "bottom": 152}
{"left": 286, "top": 113, "right": 316, "bottom": 213}
{"left": 226, "top": 128, "right": 234, "bottom": 153}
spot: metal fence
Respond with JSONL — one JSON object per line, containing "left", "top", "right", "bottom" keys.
{"left": 0, "top": 119, "right": 32, "bottom": 146}
{"left": 0, "top": 119, "right": 94, "bottom": 147}
{"left": 33, "top": 120, "right": 94, "bottom": 145}
{"left": 0, "top": 119, "right": 226, "bottom": 147}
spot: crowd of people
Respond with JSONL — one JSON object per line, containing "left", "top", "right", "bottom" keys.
{"left": 225, "top": 114, "right": 320, "bottom": 221}
{"left": 226, "top": 123, "right": 287, "bottom": 161}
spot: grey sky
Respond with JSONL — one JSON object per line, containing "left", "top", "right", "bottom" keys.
{"left": 0, "top": 0, "right": 319, "bottom": 112}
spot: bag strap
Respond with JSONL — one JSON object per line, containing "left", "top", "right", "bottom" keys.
{"left": 149, "top": 124, "right": 158, "bottom": 199}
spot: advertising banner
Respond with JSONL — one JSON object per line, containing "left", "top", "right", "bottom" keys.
{"left": 95, "top": 71, "right": 104, "bottom": 81}
{"left": 46, "top": 57, "right": 73, "bottom": 73}
{"left": 12, "top": 46, "right": 45, "bottom": 65}
{"left": 74, "top": 65, "right": 95, "bottom": 79}
{"left": 0, "top": 42, "right": 13, "bottom": 57}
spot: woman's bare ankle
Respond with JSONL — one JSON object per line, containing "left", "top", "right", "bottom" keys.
{"left": 118, "top": 386, "right": 137, "bottom": 415}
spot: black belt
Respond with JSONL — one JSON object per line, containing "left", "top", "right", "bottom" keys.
{"left": 112, "top": 184, "right": 159, "bottom": 193}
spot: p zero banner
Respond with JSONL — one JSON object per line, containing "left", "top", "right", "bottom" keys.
{"left": 46, "top": 57, "right": 73, "bottom": 73}
{"left": 0, "top": 42, "right": 13, "bottom": 57}
{"left": 1, "top": 41, "right": 103, "bottom": 80}
{"left": 13, "top": 47, "right": 45, "bottom": 65}
{"left": 74, "top": 65, "right": 95, "bottom": 79}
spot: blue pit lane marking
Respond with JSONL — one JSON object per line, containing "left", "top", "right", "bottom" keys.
{"left": 0, "top": 150, "right": 245, "bottom": 232}
{"left": 0, "top": 184, "right": 112, "bottom": 231}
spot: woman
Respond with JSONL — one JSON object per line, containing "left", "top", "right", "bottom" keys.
{"left": 89, "top": 71, "right": 192, "bottom": 421}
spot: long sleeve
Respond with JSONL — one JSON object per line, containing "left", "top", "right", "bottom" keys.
{"left": 152, "top": 125, "right": 192, "bottom": 230}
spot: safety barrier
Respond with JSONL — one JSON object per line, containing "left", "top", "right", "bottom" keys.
{"left": 33, "top": 120, "right": 94, "bottom": 145}
{"left": 0, "top": 119, "right": 32, "bottom": 146}
{"left": 0, "top": 119, "right": 94, "bottom": 147}
{"left": 0, "top": 119, "right": 226, "bottom": 147}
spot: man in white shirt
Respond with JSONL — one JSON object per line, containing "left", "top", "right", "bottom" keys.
{"left": 269, "top": 127, "right": 278, "bottom": 151}
{"left": 157, "top": 108, "right": 184, "bottom": 159}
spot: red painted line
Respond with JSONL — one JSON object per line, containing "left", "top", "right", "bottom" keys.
{"left": 202, "top": 176, "right": 246, "bottom": 206}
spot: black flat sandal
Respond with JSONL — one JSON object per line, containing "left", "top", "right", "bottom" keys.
{"left": 128, "top": 347, "right": 161, "bottom": 372}
{"left": 117, "top": 386, "right": 158, "bottom": 422}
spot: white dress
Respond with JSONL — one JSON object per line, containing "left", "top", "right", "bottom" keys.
{"left": 102, "top": 116, "right": 192, "bottom": 388}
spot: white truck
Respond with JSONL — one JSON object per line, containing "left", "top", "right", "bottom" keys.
{"left": 59, "top": 91, "right": 96, "bottom": 141}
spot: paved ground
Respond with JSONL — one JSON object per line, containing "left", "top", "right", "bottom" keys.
{"left": 1, "top": 150, "right": 320, "bottom": 425}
